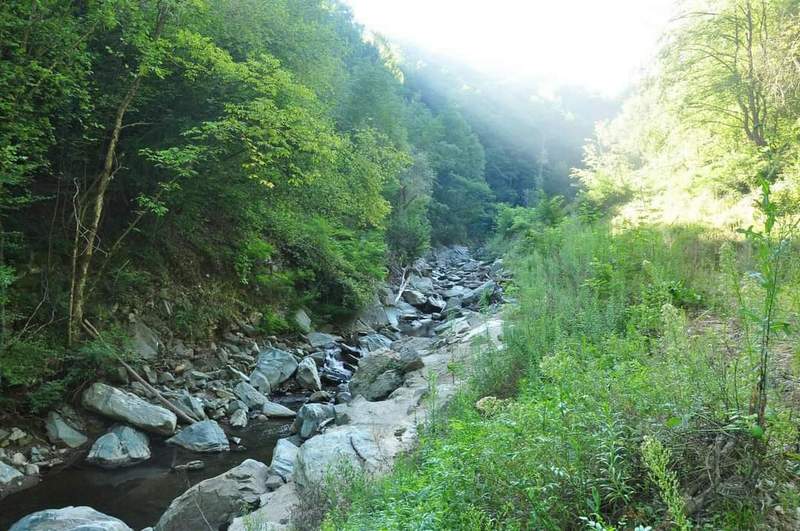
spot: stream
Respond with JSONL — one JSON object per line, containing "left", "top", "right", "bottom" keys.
{"left": 0, "top": 417, "right": 293, "bottom": 529}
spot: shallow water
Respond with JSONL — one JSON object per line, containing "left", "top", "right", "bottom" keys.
{"left": 0, "top": 418, "right": 293, "bottom": 530}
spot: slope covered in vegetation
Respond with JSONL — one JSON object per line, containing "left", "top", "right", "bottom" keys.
{"left": 0, "top": 0, "right": 590, "bottom": 413}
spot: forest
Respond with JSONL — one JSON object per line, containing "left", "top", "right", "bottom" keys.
{"left": 0, "top": 0, "right": 591, "bottom": 410}
{"left": 2, "top": 0, "right": 800, "bottom": 530}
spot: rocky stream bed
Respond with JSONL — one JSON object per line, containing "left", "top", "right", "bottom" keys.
{"left": 0, "top": 247, "right": 508, "bottom": 530}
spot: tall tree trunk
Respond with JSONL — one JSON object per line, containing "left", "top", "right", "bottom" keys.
{"left": 67, "top": 8, "right": 168, "bottom": 344}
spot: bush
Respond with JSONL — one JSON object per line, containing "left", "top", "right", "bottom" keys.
{"left": 327, "top": 217, "right": 800, "bottom": 529}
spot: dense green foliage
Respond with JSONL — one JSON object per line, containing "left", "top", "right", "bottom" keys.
{"left": 574, "top": 0, "right": 800, "bottom": 226}
{"left": 0, "top": 0, "right": 594, "bottom": 407}
{"left": 326, "top": 212, "right": 800, "bottom": 529}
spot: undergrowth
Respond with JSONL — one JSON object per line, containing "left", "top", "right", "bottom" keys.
{"left": 324, "top": 214, "right": 800, "bottom": 530}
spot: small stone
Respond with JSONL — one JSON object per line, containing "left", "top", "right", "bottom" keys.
{"left": 12, "top": 452, "right": 27, "bottom": 466}
{"left": 233, "top": 382, "right": 269, "bottom": 409}
{"left": 24, "top": 463, "right": 40, "bottom": 476}
{"left": 262, "top": 401, "right": 296, "bottom": 418}
{"left": 130, "top": 381, "right": 152, "bottom": 397}
{"left": 230, "top": 408, "right": 248, "bottom": 429}
{"left": 265, "top": 474, "right": 284, "bottom": 490}
{"left": 308, "top": 390, "right": 333, "bottom": 403}
{"left": 9, "top": 427, "right": 30, "bottom": 445}
{"left": 142, "top": 365, "right": 157, "bottom": 385}
{"left": 172, "top": 460, "right": 205, "bottom": 472}
{"left": 296, "top": 357, "right": 322, "bottom": 391}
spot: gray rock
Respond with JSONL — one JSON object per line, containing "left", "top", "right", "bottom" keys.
{"left": 308, "top": 390, "right": 333, "bottom": 403}
{"left": 293, "top": 309, "right": 312, "bottom": 334}
{"left": 166, "top": 420, "right": 229, "bottom": 453}
{"left": 142, "top": 365, "right": 157, "bottom": 385}
{"left": 131, "top": 321, "right": 160, "bottom": 360}
{"left": 262, "top": 401, "right": 296, "bottom": 418}
{"left": 87, "top": 425, "right": 151, "bottom": 469}
{"left": 402, "top": 289, "right": 427, "bottom": 306}
{"left": 45, "top": 411, "right": 88, "bottom": 448}
{"left": 296, "top": 357, "right": 322, "bottom": 391}
{"left": 306, "top": 332, "right": 341, "bottom": 348}
{"left": 408, "top": 274, "right": 435, "bottom": 294}
{"left": 154, "top": 459, "right": 268, "bottom": 531}
{"left": 463, "top": 280, "right": 498, "bottom": 306}
{"left": 269, "top": 438, "right": 298, "bottom": 481}
{"left": 399, "top": 318, "right": 436, "bottom": 337}
{"left": 250, "top": 347, "right": 297, "bottom": 390}
{"left": 249, "top": 371, "right": 272, "bottom": 395}
{"left": 82, "top": 382, "right": 177, "bottom": 435}
{"left": 172, "top": 460, "right": 205, "bottom": 472}
{"left": 0, "top": 461, "right": 23, "bottom": 487}
{"left": 358, "top": 333, "right": 393, "bottom": 353}
{"left": 357, "top": 298, "right": 392, "bottom": 329}
{"left": 426, "top": 294, "right": 447, "bottom": 312}
{"left": 227, "top": 399, "right": 247, "bottom": 415}
{"left": 230, "top": 408, "right": 248, "bottom": 429}
{"left": 233, "top": 382, "right": 269, "bottom": 409}
{"left": 10, "top": 506, "right": 132, "bottom": 531}
{"left": 443, "top": 285, "right": 470, "bottom": 299}
{"left": 291, "top": 404, "right": 335, "bottom": 439}
{"left": 350, "top": 349, "right": 420, "bottom": 401}
{"left": 366, "top": 370, "right": 403, "bottom": 401}
{"left": 294, "top": 428, "right": 382, "bottom": 489}
{"left": 168, "top": 393, "right": 207, "bottom": 421}
{"left": 265, "top": 474, "right": 284, "bottom": 491}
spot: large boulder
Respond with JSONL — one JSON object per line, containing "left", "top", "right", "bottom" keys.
{"left": 269, "top": 438, "right": 299, "bottom": 481}
{"left": 166, "top": 420, "right": 229, "bottom": 453}
{"left": 45, "top": 411, "right": 88, "bottom": 448}
{"left": 10, "top": 506, "right": 132, "bottom": 531}
{"left": 131, "top": 321, "right": 160, "bottom": 360}
{"left": 250, "top": 348, "right": 298, "bottom": 391}
{"left": 408, "top": 274, "right": 435, "bottom": 294}
{"left": 306, "top": 332, "right": 341, "bottom": 348}
{"left": 401, "top": 289, "right": 427, "bottom": 307}
{"left": 358, "top": 333, "right": 392, "bottom": 353}
{"left": 82, "top": 383, "right": 177, "bottom": 435}
{"left": 356, "top": 298, "right": 392, "bottom": 330}
{"left": 349, "top": 349, "right": 422, "bottom": 401}
{"left": 234, "top": 382, "right": 269, "bottom": 409}
{"left": 296, "top": 357, "right": 322, "bottom": 391}
{"left": 87, "top": 425, "right": 150, "bottom": 468}
{"left": 292, "top": 309, "right": 313, "bottom": 334}
{"left": 291, "top": 404, "right": 335, "bottom": 439}
{"left": 294, "top": 428, "right": 382, "bottom": 489}
{"left": 154, "top": 459, "right": 269, "bottom": 531}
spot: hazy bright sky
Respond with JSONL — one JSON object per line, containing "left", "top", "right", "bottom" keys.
{"left": 344, "top": 0, "right": 677, "bottom": 96}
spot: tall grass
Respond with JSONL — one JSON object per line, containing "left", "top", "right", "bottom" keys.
{"left": 325, "top": 218, "right": 800, "bottom": 530}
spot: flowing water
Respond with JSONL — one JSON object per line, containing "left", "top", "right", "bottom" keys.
{"left": 0, "top": 417, "right": 294, "bottom": 529}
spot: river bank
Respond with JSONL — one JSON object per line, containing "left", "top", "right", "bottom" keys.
{"left": 1, "top": 247, "right": 508, "bottom": 530}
